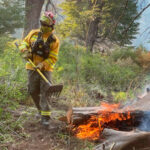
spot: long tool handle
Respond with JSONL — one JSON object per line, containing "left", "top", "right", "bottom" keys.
{"left": 28, "top": 59, "right": 51, "bottom": 86}
{"left": 15, "top": 42, "right": 52, "bottom": 87}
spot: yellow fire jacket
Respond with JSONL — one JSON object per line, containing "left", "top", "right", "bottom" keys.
{"left": 19, "top": 29, "right": 60, "bottom": 72}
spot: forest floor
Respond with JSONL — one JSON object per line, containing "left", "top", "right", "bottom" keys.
{"left": 3, "top": 91, "right": 150, "bottom": 150}
{"left": 5, "top": 99, "right": 95, "bottom": 150}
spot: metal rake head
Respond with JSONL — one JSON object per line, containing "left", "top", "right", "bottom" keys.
{"left": 46, "top": 84, "right": 63, "bottom": 98}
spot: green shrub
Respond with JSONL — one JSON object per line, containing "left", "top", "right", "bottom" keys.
{"left": 0, "top": 35, "right": 28, "bottom": 144}
{"left": 0, "top": 35, "right": 12, "bottom": 53}
{"left": 82, "top": 54, "right": 142, "bottom": 92}
{"left": 54, "top": 41, "right": 144, "bottom": 94}
{"left": 54, "top": 41, "right": 85, "bottom": 83}
{"left": 0, "top": 36, "right": 27, "bottom": 108}
{"left": 110, "top": 46, "right": 137, "bottom": 62}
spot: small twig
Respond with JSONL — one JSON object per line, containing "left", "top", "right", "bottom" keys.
{"left": 110, "top": 142, "right": 115, "bottom": 150}
{"left": 102, "top": 144, "right": 105, "bottom": 150}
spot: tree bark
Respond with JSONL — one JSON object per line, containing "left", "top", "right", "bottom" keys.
{"left": 86, "top": 18, "right": 99, "bottom": 52}
{"left": 85, "top": 0, "right": 104, "bottom": 52}
{"left": 23, "top": 0, "right": 45, "bottom": 38}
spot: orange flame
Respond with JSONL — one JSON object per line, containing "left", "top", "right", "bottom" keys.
{"left": 73, "top": 102, "right": 131, "bottom": 140}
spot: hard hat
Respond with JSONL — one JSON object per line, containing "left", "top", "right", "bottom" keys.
{"left": 40, "top": 11, "right": 56, "bottom": 26}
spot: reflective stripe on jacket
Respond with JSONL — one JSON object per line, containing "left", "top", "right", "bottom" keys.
{"left": 19, "top": 29, "right": 60, "bottom": 72}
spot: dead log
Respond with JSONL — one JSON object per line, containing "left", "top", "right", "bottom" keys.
{"left": 94, "top": 129, "right": 150, "bottom": 150}
{"left": 59, "top": 106, "right": 104, "bottom": 124}
{"left": 67, "top": 107, "right": 145, "bottom": 131}
{"left": 70, "top": 106, "right": 104, "bottom": 125}
{"left": 59, "top": 106, "right": 150, "bottom": 141}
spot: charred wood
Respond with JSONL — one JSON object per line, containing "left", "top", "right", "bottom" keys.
{"left": 66, "top": 107, "right": 147, "bottom": 131}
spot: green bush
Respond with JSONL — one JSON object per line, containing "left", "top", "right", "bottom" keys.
{"left": 0, "top": 36, "right": 27, "bottom": 109}
{"left": 0, "top": 35, "right": 13, "bottom": 53}
{"left": 0, "top": 35, "right": 29, "bottom": 144}
{"left": 110, "top": 46, "right": 137, "bottom": 62}
{"left": 54, "top": 41, "right": 85, "bottom": 83}
{"left": 54, "top": 41, "right": 144, "bottom": 93}
{"left": 82, "top": 53, "right": 142, "bottom": 92}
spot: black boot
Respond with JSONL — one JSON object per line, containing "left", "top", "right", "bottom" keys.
{"left": 41, "top": 116, "right": 50, "bottom": 127}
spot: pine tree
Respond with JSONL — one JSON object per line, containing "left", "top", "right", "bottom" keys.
{"left": 58, "top": 0, "right": 139, "bottom": 52}
{"left": 101, "top": 0, "right": 139, "bottom": 45}
{"left": 0, "top": 0, "right": 24, "bottom": 35}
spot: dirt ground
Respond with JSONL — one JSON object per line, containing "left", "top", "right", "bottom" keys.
{"left": 5, "top": 101, "right": 94, "bottom": 150}
{"left": 131, "top": 92, "right": 150, "bottom": 111}
{"left": 3, "top": 92, "right": 150, "bottom": 150}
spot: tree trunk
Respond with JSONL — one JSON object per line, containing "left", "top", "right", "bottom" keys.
{"left": 86, "top": 18, "right": 99, "bottom": 52}
{"left": 23, "top": 0, "right": 45, "bottom": 38}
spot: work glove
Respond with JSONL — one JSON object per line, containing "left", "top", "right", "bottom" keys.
{"left": 22, "top": 50, "right": 32, "bottom": 60}
{"left": 34, "top": 63, "right": 44, "bottom": 70}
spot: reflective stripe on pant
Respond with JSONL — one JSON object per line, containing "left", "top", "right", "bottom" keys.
{"left": 27, "top": 70, "right": 52, "bottom": 116}
{"left": 41, "top": 111, "right": 51, "bottom": 116}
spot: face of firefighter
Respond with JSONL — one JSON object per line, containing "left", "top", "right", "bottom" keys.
{"left": 40, "top": 19, "right": 53, "bottom": 33}
{"left": 40, "top": 25, "right": 53, "bottom": 33}
{"left": 40, "top": 15, "right": 53, "bottom": 33}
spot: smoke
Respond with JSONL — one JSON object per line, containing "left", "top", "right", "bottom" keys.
{"left": 138, "top": 111, "right": 150, "bottom": 131}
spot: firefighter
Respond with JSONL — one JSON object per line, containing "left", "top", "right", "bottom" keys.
{"left": 19, "top": 11, "right": 59, "bottom": 126}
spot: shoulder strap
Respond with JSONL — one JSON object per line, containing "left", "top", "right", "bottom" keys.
{"left": 37, "top": 32, "right": 42, "bottom": 40}
{"left": 46, "top": 33, "right": 56, "bottom": 45}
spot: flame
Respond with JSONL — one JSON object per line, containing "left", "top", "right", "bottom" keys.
{"left": 73, "top": 102, "right": 131, "bottom": 140}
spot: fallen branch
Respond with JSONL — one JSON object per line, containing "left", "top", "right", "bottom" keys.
{"left": 110, "top": 142, "right": 115, "bottom": 150}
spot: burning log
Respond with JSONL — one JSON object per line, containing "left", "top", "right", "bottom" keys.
{"left": 71, "top": 109, "right": 145, "bottom": 140}
{"left": 63, "top": 102, "right": 150, "bottom": 141}
{"left": 59, "top": 102, "right": 150, "bottom": 141}
{"left": 69, "top": 106, "right": 143, "bottom": 127}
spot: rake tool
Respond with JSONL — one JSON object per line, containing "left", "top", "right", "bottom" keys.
{"left": 28, "top": 59, "right": 63, "bottom": 98}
